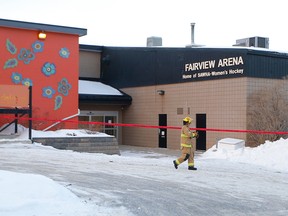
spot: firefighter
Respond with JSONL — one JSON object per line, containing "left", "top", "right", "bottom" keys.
{"left": 173, "top": 116, "right": 198, "bottom": 170}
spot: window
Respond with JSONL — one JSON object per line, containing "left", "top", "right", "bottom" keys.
{"left": 79, "top": 111, "right": 118, "bottom": 138}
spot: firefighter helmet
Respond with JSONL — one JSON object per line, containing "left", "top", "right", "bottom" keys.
{"left": 183, "top": 116, "right": 192, "bottom": 124}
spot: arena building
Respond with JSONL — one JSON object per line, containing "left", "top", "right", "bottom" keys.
{"left": 1, "top": 18, "right": 288, "bottom": 151}
{"left": 79, "top": 45, "right": 288, "bottom": 150}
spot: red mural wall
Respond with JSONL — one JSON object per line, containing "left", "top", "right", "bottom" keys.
{"left": 0, "top": 26, "right": 79, "bottom": 130}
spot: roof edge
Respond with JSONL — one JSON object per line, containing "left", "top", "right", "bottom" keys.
{"left": 79, "top": 94, "right": 132, "bottom": 105}
{"left": 0, "top": 18, "right": 87, "bottom": 36}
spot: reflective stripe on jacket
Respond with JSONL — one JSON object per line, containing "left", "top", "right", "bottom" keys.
{"left": 181, "top": 125, "right": 193, "bottom": 148}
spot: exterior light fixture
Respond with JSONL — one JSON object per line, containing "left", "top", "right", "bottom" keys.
{"left": 38, "top": 31, "right": 46, "bottom": 39}
{"left": 157, "top": 90, "right": 165, "bottom": 95}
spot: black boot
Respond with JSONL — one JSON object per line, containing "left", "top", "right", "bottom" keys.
{"left": 188, "top": 166, "right": 197, "bottom": 170}
{"left": 173, "top": 160, "right": 178, "bottom": 169}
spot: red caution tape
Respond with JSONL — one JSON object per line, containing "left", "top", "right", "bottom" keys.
{"left": 2, "top": 115, "right": 288, "bottom": 135}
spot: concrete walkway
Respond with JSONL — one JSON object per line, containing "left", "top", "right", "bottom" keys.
{"left": 119, "top": 144, "right": 203, "bottom": 158}
{"left": 1, "top": 143, "right": 287, "bottom": 216}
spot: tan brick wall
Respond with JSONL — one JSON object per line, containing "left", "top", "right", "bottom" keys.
{"left": 121, "top": 78, "right": 249, "bottom": 150}
{"left": 78, "top": 77, "right": 286, "bottom": 151}
{"left": 79, "top": 51, "right": 101, "bottom": 78}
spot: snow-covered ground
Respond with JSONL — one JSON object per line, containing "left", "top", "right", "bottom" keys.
{"left": 0, "top": 125, "right": 288, "bottom": 216}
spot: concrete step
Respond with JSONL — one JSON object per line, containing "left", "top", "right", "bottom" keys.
{"left": 0, "top": 133, "right": 21, "bottom": 139}
{"left": 0, "top": 139, "right": 32, "bottom": 144}
{"left": 32, "top": 136, "right": 120, "bottom": 155}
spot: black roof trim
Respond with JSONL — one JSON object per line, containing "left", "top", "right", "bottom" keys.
{"left": 79, "top": 94, "right": 132, "bottom": 105}
{"left": 78, "top": 77, "right": 132, "bottom": 105}
{"left": 102, "top": 46, "right": 288, "bottom": 57}
{"left": 246, "top": 49, "right": 288, "bottom": 58}
{"left": 79, "top": 44, "right": 103, "bottom": 52}
{"left": 0, "top": 18, "right": 87, "bottom": 36}
{"left": 79, "top": 77, "right": 101, "bottom": 82}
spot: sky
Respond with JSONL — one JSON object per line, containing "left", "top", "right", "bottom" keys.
{"left": 0, "top": 124, "right": 288, "bottom": 215}
{"left": 1, "top": 0, "right": 288, "bottom": 51}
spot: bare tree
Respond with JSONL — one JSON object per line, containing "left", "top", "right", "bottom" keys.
{"left": 247, "top": 80, "right": 288, "bottom": 147}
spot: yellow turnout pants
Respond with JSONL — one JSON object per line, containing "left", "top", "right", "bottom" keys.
{"left": 175, "top": 146, "right": 194, "bottom": 167}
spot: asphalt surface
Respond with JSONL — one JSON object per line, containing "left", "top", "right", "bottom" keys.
{"left": 1, "top": 144, "right": 288, "bottom": 216}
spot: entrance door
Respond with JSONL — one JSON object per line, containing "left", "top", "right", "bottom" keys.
{"left": 104, "top": 116, "right": 117, "bottom": 137}
{"left": 196, "top": 114, "right": 206, "bottom": 150}
{"left": 78, "top": 111, "right": 118, "bottom": 139}
{"left": 158, "top": 114, "right": 167, "bottom": 148}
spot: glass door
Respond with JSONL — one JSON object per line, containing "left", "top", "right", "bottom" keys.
{"left": 79, "top": 111, "right": 118, "bottom": 139}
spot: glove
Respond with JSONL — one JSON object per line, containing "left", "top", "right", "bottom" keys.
{"left": 192, "top": 131, "right": 199, "bottom": 139}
